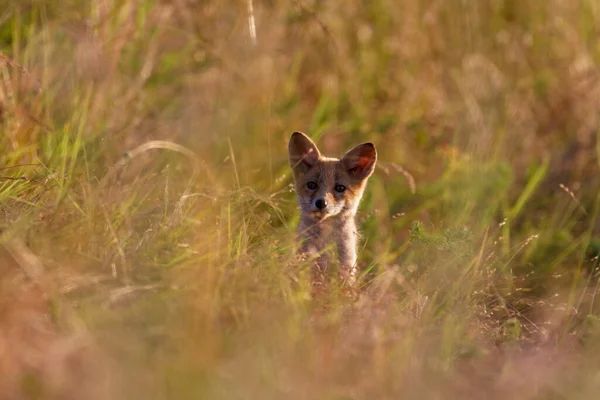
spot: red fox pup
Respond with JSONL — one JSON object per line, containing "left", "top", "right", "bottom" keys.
{"left": 288, "top": 131, "right": 377, "bottom": 289}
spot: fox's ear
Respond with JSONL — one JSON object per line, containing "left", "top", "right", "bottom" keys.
{"left": 342, "top": 143, "right": 377, "bottom": 180}
{"left": 288, "top": 132, "right": 321, "bottom": 172}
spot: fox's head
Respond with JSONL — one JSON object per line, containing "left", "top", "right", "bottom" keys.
{"left": 288, "top": 131, "right": 377, "bottom": 222}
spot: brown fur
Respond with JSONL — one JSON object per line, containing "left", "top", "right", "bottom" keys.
{"left": 288, "top": 132, "right": 377, "bottom": 290}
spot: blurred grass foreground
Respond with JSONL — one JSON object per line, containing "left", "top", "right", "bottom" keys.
{"left": 1, "top": 1, "right": 600, "bottom": 399}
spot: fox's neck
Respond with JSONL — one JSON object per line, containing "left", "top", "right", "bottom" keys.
{"left": 299, "top": 211, "right": 356, "bottom": 239}
{"left": 298, "top": 212, "right": 359, "bottom": 285}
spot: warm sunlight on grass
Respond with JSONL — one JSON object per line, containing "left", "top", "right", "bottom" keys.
{"left": 1, "top": 1, "right": 600, "bottom": 398}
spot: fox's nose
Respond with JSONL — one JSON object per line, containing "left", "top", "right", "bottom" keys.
{"left": 315, "top": 198, "right": 328, "bottom": 210}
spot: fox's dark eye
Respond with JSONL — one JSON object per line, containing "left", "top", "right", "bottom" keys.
{"left": 307, "top": 181, "right": 318, "bottom": 190}
{"left": 335, "top": 184, "right": 346, "bottom": 193}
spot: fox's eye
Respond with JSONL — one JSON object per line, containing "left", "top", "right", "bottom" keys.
{"left": 335, "top": 184, "right": 346, "bottom": 193}
{"left": 307, "top": 181, "right": 318, "bottom": 190}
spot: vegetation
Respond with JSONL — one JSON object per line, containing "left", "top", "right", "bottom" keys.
{"left": 1, "top": 1, "right": 600, "bottom": 398}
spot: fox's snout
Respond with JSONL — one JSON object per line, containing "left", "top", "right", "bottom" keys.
{"left": 314, "top": 198, "right": 328, "bottom": 210}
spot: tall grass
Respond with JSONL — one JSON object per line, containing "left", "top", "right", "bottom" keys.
{"left": 1, "top": 0, "right": 600, "bottom": 398}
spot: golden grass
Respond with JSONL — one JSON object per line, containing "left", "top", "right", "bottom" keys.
{"left": 1, "top": 0, "right": 600, "bottom": 398}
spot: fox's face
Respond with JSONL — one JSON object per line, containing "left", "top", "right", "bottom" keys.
{"left": 288, "top": 131, "right": 377, "bottom": 222}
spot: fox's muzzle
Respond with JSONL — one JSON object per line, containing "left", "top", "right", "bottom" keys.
{"left": 314, "top": 198, "right": 327, "bottom": 210}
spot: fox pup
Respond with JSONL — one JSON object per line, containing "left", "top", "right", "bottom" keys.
{"left": 288, "top": 131, "right": 377, "bottom": 288}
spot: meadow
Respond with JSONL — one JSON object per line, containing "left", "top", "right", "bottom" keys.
{"left": 1, "top": 0, "right": 600, "bottom": 398}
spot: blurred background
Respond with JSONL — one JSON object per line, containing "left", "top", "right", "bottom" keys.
{"left": 1, "top": 0, "right": 600, "bottom": 398}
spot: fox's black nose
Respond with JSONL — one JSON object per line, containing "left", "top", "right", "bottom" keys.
{"left": 315, "top": 198, "right": 327, "bottom": 210}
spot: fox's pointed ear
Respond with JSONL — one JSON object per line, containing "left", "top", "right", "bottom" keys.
{"left": 288, "top": 132, "right": 321, "bottom": 172}
{"left": 342, "top": 143, "right": 377, "bottom": 180}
